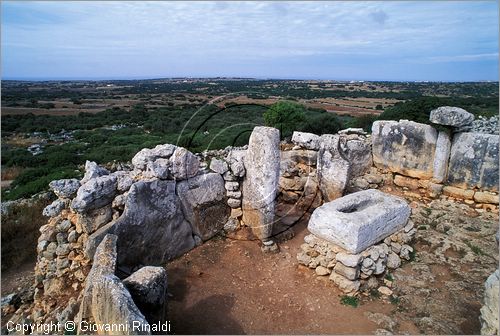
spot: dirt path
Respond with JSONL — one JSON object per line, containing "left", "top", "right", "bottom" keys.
{"left": 167, "top": 219, "right": 406, "bottom": 335}
{"left": 167, "top": 198, "right": 498, "bottom": 335}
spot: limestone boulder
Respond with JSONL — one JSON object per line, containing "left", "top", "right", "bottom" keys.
{"left": 292, "top": 131, "right": 321, "bottom": 150}
{"left": 71, "top": 175, "right": 117, "bottom": 213}
{"left": 308, "top": 189, "right": 410, "bottom": 254}
{"left": 429, "top": 106, "right": 474, "bottom": 127}
{"left": 132, "top": 144, "right": 177, "bottom": 170}
{"left": 170, "top": 147, "right": 200, "bottom": 180}
{"left": 480, "top": 269, "right": 499, "bottom": 335}
{"left": 344, "top": 137, "right": 372, "bottom": 178}
{"left": 447, "top": 132, "right": 499, "bottom": 192}
{"left": 317, "top": 134, "right": 350, "bottom": 201}
{"left": 113, "top": 180, "right": 195, "bottom": 268}
{"left": 49, "top": 179, "right": 80, "bottom": 199}
{"left": 209, "top": 158, "right": 229, "bottom": 174}
{"left": 77, "top": 234, "right": 149, "bottom": 335}
{"left": 81, "top": 161, "right": 109, "bottom": 185}
{"left": 242, "top": 126, "right": 280, "bottom": 241}
{"left": 112, "top": 171, "right": 134, "bottom": 193}
{"left": 226, "top": 149, "right": 246, "bottom": 177}
{"left": 146, "top": 158, "right": 171, "bottom": 179}
{"left": 123, "top": 266, "right": 167, "bottom": 323}
{"left": 372, "top": 120, "right": 438, "bottom": 179}
{"left": 177, "top": 173, "right": 230, "bottom": 241}
{"left": 42, "top": 199, "right": 67, "bottom": 217}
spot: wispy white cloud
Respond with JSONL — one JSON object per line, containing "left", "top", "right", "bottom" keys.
{"left": 1, "top": 1, "right": 498, "bottom": 80}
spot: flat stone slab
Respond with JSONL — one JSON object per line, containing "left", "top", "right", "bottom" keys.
{"left": 308, "top": 189, "right": 410, "bottom": 254}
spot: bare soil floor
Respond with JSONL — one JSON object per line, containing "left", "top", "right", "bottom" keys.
{"left": 167, "top": 198, "right": 499, "bottom": 335}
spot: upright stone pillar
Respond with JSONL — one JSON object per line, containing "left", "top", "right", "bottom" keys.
{"left": 317, "top": 134, "right": 350, "bottom": 202}
{"left": 242, "top": 126, "right": 280, "bottom": 242}
{"left": 432, "top": 130, "right": 451, "bottom": 183}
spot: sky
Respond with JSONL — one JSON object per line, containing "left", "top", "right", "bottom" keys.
{"left": 1, "top": 1, "right": 498, "bottom": 81}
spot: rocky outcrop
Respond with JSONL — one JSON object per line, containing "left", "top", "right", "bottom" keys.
{"left": 308, "top": 189, "right": 411, "bottom": 254}
{"left": 317, "top": 134, "right": 350, "bottom": 201}
{"left": 77, "top": 234, "right": 149, "bottom": 335}
{"left": 177, "top": 173, "right": 230, "bottom": 241}
{"left": 113, "top": 179, "right": 196, "bottom": 268}
{"left": 429, "top": 106, "right": 474, "bottom": 127}
{"left": 372, "top": 120, "right": 438, "bottom": 179}
{"left": 242, "top": 126, "right": 281, "bottom": 241}
{"left": 447, "top": 132, "right": 499, "bottom": 192}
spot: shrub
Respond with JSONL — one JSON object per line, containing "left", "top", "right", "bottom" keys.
{"left": 264, "top": 101, "right": 306, "bottom": 138}
{"left": 340, "top": 295, "right": 359, "bottom": 307}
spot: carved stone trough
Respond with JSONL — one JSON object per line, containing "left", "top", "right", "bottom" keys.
{"left": 308, "top": 189, "right": 411, "bottom": 254}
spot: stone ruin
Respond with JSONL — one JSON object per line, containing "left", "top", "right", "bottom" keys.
{"left": 17, "top": 107, "right": 499, "bottom": 334}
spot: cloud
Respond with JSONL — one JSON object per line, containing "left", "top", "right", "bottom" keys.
{"left": 370, "top": 9, "right": 388, "bottom": 25}
{"left": 1, "top": 1, "right": 498, "bottom": 80}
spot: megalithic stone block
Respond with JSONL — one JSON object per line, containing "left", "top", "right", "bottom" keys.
{"left": 242, "top": 126, "right": 280, "bottom": 241}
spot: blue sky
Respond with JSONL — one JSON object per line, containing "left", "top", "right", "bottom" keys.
{"left": 1, "top": 1, "right": 498, "bottom": 81}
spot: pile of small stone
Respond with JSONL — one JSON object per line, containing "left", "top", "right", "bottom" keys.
{"left": 459, "top": 115, "right": 499, "bottom": 135}
{"left": 297, "top": 220, "right": 416, "bottom": 296}
{"left": 208, "top": 149, "right": 247, "bottom": 232}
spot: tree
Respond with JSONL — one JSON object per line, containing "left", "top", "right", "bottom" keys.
{"left": 263, "top": 101, "right": 306, "bottom": 138}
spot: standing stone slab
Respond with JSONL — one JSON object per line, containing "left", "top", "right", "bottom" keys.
{"left": 447, "top": 132, "right": 499, "bottom": 192}
{"left": 308, "top": 189, "right": 410, "bottom": 254}
{"left": 432, "top": 130, "right": 452, "bottom": 183}
{"left": 113, "top": 180, "right": 195, "bottom": 268}
{"left": 177, "top": 173, "right": 230, "bottom": 241}
{"left": 242, "top": 127, "right": 280, "bottom": 241}
{"left": 317, "top": 134, "right": 350, "bottom": 202}
{"left": 372, "top": 120, "right": 438, "bottom": 179}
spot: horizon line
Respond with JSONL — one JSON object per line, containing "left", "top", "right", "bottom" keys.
{"left": 2, "top": 76, "right": 498, "bottom": 83}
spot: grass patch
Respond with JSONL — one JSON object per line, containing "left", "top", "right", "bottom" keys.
{"left": 465, "top": 241, "right": 485, "bottom": 256}
{"left": 385, "top": 273, "right": 394, "bottom": 281}
{"left": 369, "top": 289, "right": 381, "bottom": 299}
{"left": 409, "top": 248, "right": 417, "bottom": 262}
{"left": 340, "top": 295, "right": 359, "bottom": 307}
{"left": 389, "top": 295, "right": 400, "bottom": 305}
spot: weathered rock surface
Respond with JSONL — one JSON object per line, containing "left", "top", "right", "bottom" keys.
{"left": 177, "top": 173, "right": 230, "bottom": 241}
{"left": 480, "top": 269, "right": 499, "bottom": 335}
{"left": 242, "top": 126, "right": 280, "bottom": 241}
{"left": 372, "top": 120, "right": 438, "bottom": 179}
{"left": 123, "top": 266, "right": 167, "bottom": 323}
{"left": 308, "top": 189, "right": 410, "bottom": 254}
{"left": 292, "top": 131, "right": 321, "bottom": 150}
{"left": 132, "top": 144, "right": 177, "bottom": 170}
{"left": 42, "top": 199, "right": 67, "bottom": 217}
{"left": 429, "top": 106, "right": 474, "bottom": 127}
{"left": 170, "top": 147, "right": 200, "bottom": 180}
{"left": 81, "top": 161, "right": 109, "bottom": 185}
{"left": 49, "top": 179, "right": 80, "bottom": 199}
{"left": 433, "top": 130, "right": 452, "bottom": 183}
{"left": 113, "top": 180, "right": 195, "bottom": 267}
{"left": 209, "top": 158, "right": 228, "bottom": 174}
{"left": 344, "top": 137, "right": 372, "bottom": 178}
{"left": 77, "top": 234, "right": 149, "bottom": 334}
{"left": 447, "top": 132, "right": 499, "bottom": 192}
{"left": 77, "top": 205, "right": 113, "bottom": 234}
{"left": 71, "top": 175, "right": 117, "bottom": 213}
{"left": 317, "top": 134, "right": 350, "bottom": 201}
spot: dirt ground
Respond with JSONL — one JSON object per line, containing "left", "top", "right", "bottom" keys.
{"left": 167, "top": 198, "right": 499, "bottom": 335}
